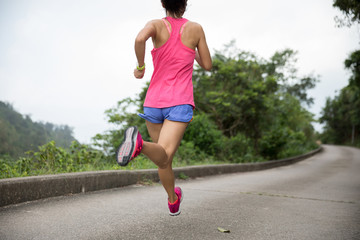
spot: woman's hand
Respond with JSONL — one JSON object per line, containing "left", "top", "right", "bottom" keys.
{"left": 134, "top": 68, "right": 145, "bottom": 79}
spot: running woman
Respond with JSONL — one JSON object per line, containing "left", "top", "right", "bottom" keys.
{"left": 116, "top": 0, "right": 212, "bottom": 216}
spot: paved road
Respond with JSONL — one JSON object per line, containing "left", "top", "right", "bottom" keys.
{"left": 0, "top": 145, "right": 359, "bottom": 240}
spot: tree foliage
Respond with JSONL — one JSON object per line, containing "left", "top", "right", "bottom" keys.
{"left": 320, "top": 2, "right": 360, "bottom": 146}
{"left": 94, "top": 44, "right": 318, "bottom": 162}
{"left": 193, "top": 44, "right": 318, "bottom": 157}
{"left": 320, "top": 50, "right": 360, "bottom": 146}
{"left": 333, "top": 0, "right": 360, "bottom": 27}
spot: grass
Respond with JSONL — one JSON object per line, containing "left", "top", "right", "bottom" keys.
{"left": 0, "top": 142, "right": 319, "bottom": 179}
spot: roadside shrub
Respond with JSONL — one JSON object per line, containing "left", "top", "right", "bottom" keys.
{"left": 259, "top": 127, "right": 288, "bottom": 160}
{"left": 183, "top": 113, "right": 223, "bottom": 156}
{"left": 0, "top": 157, "right": 18, "bottom": 178}
{"left": 25, "top": 141, "right": 72, "bottom": 173}
{"left": 0, "top": 141, "right": 110, "bottom": 179}
{"left": 221, "top": 133, "right": 257, "bottom": 163}
{"left": 260, "top": 126, "right": 318, "bottom": 160}
{"left": 174, "top": 140, "right": 208, "bottom": 165}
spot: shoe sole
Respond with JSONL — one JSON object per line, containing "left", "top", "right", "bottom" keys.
{"left": 116, "top": 126, "right": 138, "bottom": 166}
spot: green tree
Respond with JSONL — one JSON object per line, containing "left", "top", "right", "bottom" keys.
{"left": 320, "top": 51, "right": 360, "bottom": 145}
{"left": 261, "top": 93, "right": 316, "bottom": 159}
{"left": 267, "top": 49, "right": 318, "bottom": 106}
{"left": 319, "top": 1, "right": 360, "bottom": 146}
{"left": 333, "top": 0, "right": 360, "bottom": 27}
{"left": 320, "top": 86, "right": 359, "bottom": 145}
{"left": 193, "top": 43, "right": 318, "bottom": 155}
{"left": 345, "top": 50, "right": 360, "bottom": 87}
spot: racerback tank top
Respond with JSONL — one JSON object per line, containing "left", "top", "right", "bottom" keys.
{"left": 143, "top": 17, "right": 196, "bottom": 108}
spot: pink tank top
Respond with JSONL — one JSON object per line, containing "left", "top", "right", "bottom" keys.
{"left": 143, "top": 17, "right": 196, "bottom": 108}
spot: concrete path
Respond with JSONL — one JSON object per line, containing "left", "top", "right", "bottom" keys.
{"left": 0, "top": 145, "right": 359, "bottom": 240}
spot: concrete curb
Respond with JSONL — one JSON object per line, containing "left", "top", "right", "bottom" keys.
{"left": 0, "top": 147, "right": 322, "bottom": 207}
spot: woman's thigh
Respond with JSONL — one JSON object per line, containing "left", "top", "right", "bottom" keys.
{"left": 157, "top": 119, "right": 189, "bottom": 159}
{"left": 145, "top": 120, "right": 163, "bottom": 143}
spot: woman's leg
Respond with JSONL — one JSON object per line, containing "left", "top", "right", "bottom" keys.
{"left": 142, "top": 119, "right": 188, "bottom": 203}
{"left": 141, "top": 121, "right": 168, "bottom": 168}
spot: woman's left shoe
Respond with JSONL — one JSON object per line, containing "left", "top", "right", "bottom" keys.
{"left": 116, "top": 126, "right": 143, "bottom": 166}
{"left": 168, "top": 187, "right": 183, "bottom": 216}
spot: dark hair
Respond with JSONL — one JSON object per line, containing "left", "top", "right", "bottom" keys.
{"left": 161, "top": 0, "right": 187, "bottom": 17}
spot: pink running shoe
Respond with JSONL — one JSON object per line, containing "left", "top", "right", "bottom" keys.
{"left": 168, "top": 187, "right": 183, "bottom": 216}
{"left": 116, "top": 126, "right": 143, "bottom": 166}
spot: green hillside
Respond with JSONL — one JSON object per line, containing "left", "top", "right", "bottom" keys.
{"left": 0, "top": 101, "right": 76, "bottom": 159}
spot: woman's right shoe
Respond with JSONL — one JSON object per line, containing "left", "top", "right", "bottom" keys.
{"left": 116, "top": 126, "right": 143, "bottom": 166}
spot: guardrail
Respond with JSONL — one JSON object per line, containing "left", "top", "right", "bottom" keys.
{"left": 0, "top": 147, "right": 322, "bottom": 207}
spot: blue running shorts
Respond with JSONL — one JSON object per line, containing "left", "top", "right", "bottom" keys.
{"left": 138, "top": 104, "right": 193, "bottom": 124}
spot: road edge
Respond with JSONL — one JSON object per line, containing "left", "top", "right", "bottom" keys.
{"left": 0, "top": 147, "right": 322, "bottom": 207}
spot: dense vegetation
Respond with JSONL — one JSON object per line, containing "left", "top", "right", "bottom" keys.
{"left": 320, "top": 0, "right": 360, "bottom": 147}
{"left": 0, "top": 46, "right": 320, "bottom": 179}
{"left": 93, "top": 45, "right": 319, "bottom": 164}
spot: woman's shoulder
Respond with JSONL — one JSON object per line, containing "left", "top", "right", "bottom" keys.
{"left": 185, "top": 20, "right": 203, "bottom": 30}
{"left": 183, "top": 20, "right": 204, "bottom": 36}
{"left": 146, "top": 19, "right": 165, "bottom": 27}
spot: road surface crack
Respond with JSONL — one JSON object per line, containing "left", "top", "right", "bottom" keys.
{"left": 187, "top": 188, "right": 357, "bottom": 204}
{"left": 239, "top": 191, "right": 356, "bottom": 204}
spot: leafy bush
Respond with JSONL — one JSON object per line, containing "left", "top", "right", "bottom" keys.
{"left": 0, "top": 157, "right": 18, "bottom": 178}
{"left": 0, "top": 141, "right": 109, "bottom": 179}
{"left": 259, "top": 127, "right": 289, "bottom": 160}
{"left": 221, "top": 133, "right": 258, "bottom": 163}
{"left": 183, "top": 113, "right": 223, "bottom": 156}
{"left": 174, "top": 141, "right": 208, "bottom": 165}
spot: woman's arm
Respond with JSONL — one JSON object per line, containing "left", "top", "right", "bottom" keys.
{"left": 134, "top": 21, "right": 157, "bottom": 79}
{"left": 195, "top": 25, "right": 212, "bottom": 71}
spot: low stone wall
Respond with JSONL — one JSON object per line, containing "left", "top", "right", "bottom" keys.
{"left": 0, "top": 147, "right": 322, "bottom": 207}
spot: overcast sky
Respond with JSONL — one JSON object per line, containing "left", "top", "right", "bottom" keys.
{"left": 0, "top": 0, "right": 359, "bottom": 144}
